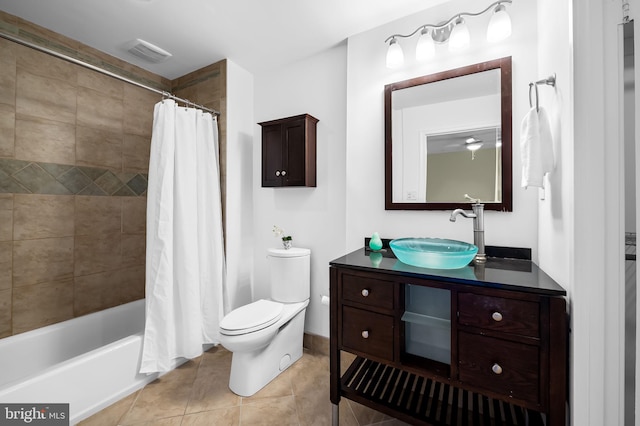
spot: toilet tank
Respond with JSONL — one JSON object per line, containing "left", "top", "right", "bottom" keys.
{"left": 267, "top": 247, "right": 311, "bottom": 303}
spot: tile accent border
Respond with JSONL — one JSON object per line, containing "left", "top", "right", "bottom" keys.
{"left": 0, "top": 159, "right": 147, "bottom": 196}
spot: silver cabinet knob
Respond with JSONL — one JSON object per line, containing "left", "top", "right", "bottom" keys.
{"left": 361, "top": 330, "right": 369, "bottom": 339}
{"left": 492, "top": 363, "right": 503, "bottom": 375}
{"left": 281, "top": 170, "right": 287, "bottom": 176}
{"left": 275, "top": 170, "right": 281, "bottom": 176}
{"left": 492, "top": 312, "right": 503, "bottom": 322}
{"left": 361, "top": 289, "right": 370, "bottom": 297}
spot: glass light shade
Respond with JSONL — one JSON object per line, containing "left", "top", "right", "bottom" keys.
{"left": 448, "top": 18, "right": 470, "bottom": 52}
{"left": 487, "top": 5, "right": 512, "bottom": 42}
{"left": 386, "top": 39, "right": 404, "bottom": 69}
{"left": 415, "top": 29, "right": 435, "bottom": 62}
{"left": 466, "top": 142, "right": 483, "bottom": 151}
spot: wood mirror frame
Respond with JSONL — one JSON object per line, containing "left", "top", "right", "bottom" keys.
{"left": 384, "top": 57, "right": 512, "bottom": 211}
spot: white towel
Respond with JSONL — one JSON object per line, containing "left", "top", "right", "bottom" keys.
{"left": 520, "top": 106, "right": 554, "bottom": 189}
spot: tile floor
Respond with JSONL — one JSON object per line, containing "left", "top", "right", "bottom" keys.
{"left": 78, "top": 347, "right": 409, "bottom": 426}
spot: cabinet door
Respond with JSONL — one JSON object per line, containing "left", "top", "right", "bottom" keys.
{"left": 282, "top": 119, "right": 306, "bottom": 186}
{"left": 262, "top": 124, "right": 284, "bottom": 187}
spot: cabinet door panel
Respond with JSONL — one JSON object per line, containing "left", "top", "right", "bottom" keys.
{"left": 458, "top": 331, "right": 540, "bottom": 404}
{"left": 283, "top": 120, "right": 306, "bottom": 186}
{"left": 262, "top": 124, "right": 283, "bottom": 187}
{"left": 342, "top": 306, "right": 394, "bottom": 361}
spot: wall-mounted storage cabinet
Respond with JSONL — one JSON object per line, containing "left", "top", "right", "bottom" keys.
{"left": 259, "top": 114, "right": 318, "bottom": 187}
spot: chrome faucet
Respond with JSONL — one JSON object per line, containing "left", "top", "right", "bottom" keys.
{"left": 449, "top": 195, "right": 486, "bottom": 264}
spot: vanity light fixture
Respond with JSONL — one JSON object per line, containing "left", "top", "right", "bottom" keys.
{"left": 384, "top": 0, "right": 512, "bottom": 68}
{"left": 386, "top": 37, "right": 405, "bottom": 69}
{"left": 465, "top": 137, "right": 484, "bottom": 159}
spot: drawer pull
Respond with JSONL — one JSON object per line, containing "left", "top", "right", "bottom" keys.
{"left": 361, "top": 289, "right": 370, "bottom": 297}
{"left": 361, "top": 330, "right": 369, "bottom": 339}
{"left": 492, "top": 363, "right": 503, "bottom": 375}
{"left": 492, "top": 312, "right": 503, "bottom": 322}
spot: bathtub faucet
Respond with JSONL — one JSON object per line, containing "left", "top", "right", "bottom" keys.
{"left": 449, "top": 195, "right": 486, "bottom": 264}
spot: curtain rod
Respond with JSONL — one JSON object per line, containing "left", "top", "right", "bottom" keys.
{"left": 0, "top": 31, "right": 220, "bottom": 116}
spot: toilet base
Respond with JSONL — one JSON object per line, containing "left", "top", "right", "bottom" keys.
{"left": 228, "top": 308, "right": 306, "bottom": 397}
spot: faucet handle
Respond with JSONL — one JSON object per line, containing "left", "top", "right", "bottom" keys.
{"left": 464, "top": 194, "right": 481, "bottom": 204}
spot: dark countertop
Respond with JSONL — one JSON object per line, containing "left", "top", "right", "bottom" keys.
{"left": 330, "top": 247, "right": 567, "bottom": 297}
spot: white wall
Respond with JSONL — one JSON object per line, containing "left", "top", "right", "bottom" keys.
{"left": 226, "top": 59, "right": 255, "bottom": 312}
{"left": 252, "top": 44, "right": 348, "bottom": 337}
{"left": 345, "top": 0, "right": 539, "bottom": 257}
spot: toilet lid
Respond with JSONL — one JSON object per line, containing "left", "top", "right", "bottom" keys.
{"left": 219, "top": 299, "right": 283, "bottom": 336}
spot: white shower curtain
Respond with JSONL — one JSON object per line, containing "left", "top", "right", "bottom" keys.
{"left": 140, "top": 99, "right": 226, "bottom": 374}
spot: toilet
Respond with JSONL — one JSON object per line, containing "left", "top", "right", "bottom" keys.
{"left": 219, "top": 247, "right": 310, "bottom": 396}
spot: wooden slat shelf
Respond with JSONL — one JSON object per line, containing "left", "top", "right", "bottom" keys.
{"left": 341, "top": 357, "right": 547, "bottom": 426}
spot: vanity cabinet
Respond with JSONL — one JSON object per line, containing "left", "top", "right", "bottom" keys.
{"left": 259, "top": 114, "right": 318, "bottom": 187}
{"left": 330, "top": 249, "right": 568, "bottom": 426}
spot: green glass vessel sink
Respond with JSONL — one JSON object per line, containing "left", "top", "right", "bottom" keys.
{"left": 389, "top": 238, "right": 478, "bottom": 269}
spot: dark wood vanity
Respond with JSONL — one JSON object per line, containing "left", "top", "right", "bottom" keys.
{"left": 330, "top": 248, "right": 567, "bottom": 426}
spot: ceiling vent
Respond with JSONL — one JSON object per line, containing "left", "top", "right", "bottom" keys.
{"left": 126, "top": 39, "right": 172, "bottom": 63}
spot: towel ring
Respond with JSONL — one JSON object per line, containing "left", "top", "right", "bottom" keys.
{"left": 528, "top": 83, "right": 539, "bottom": 112}
{"left": 528, "top": 74, "right": 557, "bottom": 113}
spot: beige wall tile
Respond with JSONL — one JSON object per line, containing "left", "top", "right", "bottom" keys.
{"left": 0, "top": 241, "right": 11, "bottom": 291}
{"left": 15, "top": 43, "right": 77, "bottom": 83}
{"left": 122, "top": 234, "right": 145, "bottom": 267}
{"left": 14, "top": 194, "right": 74, "bottom": 239}
{"left": 123, "top": 85, "right": 159, "bottom": 137}
{"left": 15, "top": 117, "right": 76, "bottom": 164}
{"left": 77, "top": 68, "right": 124, "bottom": 99}
{"left": 76, "top": 196, "right": 122, "bottom": 237}
{"left": 0, "top": 38, "right": 16, "bottom": 107}
{"left": 77, "top": 87, "right": 123, "bottom": 133}
{"left": 123, "top": 134, "right": 150, "bottom": 173}
{"left": 76, "top": 126, "right": 123, "bottom": 170}
{"left": 16, "top": 70, "right": 77, "bottom": 124}
{"left": 74, "top": 235, "right": 122, "bottom": 276}
{"left": 16, "top": 17, "right": 80, "bottom": 53}
{"left": 0, "top": 104, "right": 15, "bottom": 157}
{"left": 74, "top": 266, "right": 144, "bottom": 316}
{"left": 12, "top": 278, "right": 74, "bottom": 334}
{"left": 0, "top": 288, "right": 11, "bottom": 338}
{"left": 13, "top": 237, "right": 74, "bottom": 287}
{"left": 122, "top": 197, "right": 146, "bottom": 234}
{"left": 0, "top": 194, "right": 13, "bottom": 242}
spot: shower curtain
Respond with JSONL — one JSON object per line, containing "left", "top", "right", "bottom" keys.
{"left": 140, "top": 99, "right": 226, "bottom": 374}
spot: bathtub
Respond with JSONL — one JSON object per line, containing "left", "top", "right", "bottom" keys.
{"left": 0, "top": 299, "right": 169, "bottom": 424}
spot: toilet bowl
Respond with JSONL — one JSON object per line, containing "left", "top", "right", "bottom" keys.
{"left": 219, "top": 247, "right": 311, "bottom": 397}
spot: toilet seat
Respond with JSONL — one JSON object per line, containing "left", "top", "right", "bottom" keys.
{"left": 220, "top": 299, "right": 283, "bottom": 336}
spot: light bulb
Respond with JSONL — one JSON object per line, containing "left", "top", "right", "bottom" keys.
{"left": 415, "top": 28, "right": 435, "bottom": 62}
{"left": 386, "top": 38, "right": 404, "bottom": 69}
{"left": 487, "top": 4, "right": 512, "bottom": 42}
{"left": 449, "top": 17, "right": 470, "bottom": 52}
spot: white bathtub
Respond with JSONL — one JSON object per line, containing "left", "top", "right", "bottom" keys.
{"left": 0, "top": 300, "right": 163, "bottom": 424}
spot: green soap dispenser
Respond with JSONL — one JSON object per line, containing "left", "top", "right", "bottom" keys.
{"left": 369, "top": 232, "right": 383, "bottom": 251}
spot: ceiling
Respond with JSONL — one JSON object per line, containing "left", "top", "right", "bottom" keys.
{"left": 0, "top": 0, "right": 450, "bottom": 79}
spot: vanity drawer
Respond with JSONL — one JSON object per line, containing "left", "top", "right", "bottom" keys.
{"left": 458, "top": 293, "right": 539, "bottom": 338}
{"left": 342, "top": 273, "right": 394, "bottom": 310}
{"left": 458, "top": 331, "right": 540, "bottom": 404}
{"left": 342, "top": 306, "right": 394, "bottom": 361}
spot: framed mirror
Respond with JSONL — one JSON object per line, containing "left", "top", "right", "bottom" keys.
{"left": 385, "top": 57, "right": 512, "bottom": 211}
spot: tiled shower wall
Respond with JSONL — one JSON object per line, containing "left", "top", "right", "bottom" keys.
{"left": 0, "top": 11, "right": 227, "bottom": 338}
